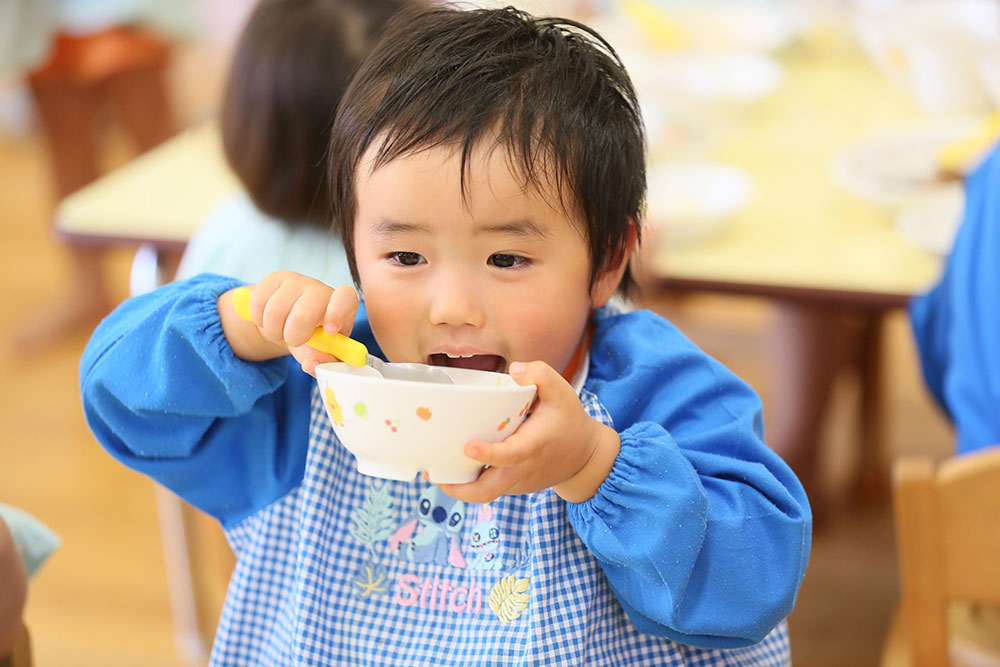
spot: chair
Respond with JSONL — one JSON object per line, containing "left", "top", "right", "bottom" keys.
{"left": 882, "top": 447, "right": 1000, "bottom": 666}
{"left": 0, "top": 626, "right": 32, "bottom": 667}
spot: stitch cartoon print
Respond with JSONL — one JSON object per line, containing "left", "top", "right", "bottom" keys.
{"left": 468, "top": 505, "right": 503, "bottom": 570}
{"left": 389, "top": 486, "right": 468, "bottom": 567}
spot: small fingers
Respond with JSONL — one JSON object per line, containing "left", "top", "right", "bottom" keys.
{"left": 247, "top": 276, "right": 279, "bottom": 328}
{"left": 249, "top": 272, "right": 336, "bottom": 347}
{"left": 281, "top": 287, "right": 332, "bottom": 347}
{"left": 508, "top": 360, "right": 563, "bottom": 405}
{"left": 435, "top": 467, "right": 512, "bottom": 504}
{"left": 291, "top": 346, "right": 334, "bottom": 378}
{"left": 253, "top": 274, "right": 297, "bottom": 343}
{"left": 323, "top": 286, "right": 360, "bottom": 336}
{"left": 464, "top": 438, "right": 529, "bottom": 468}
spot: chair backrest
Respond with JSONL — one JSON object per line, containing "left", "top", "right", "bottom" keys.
{"left": 0, "top": 626, "right": 32, "bottom": 667}
{"left": 892, "top": 446, "right": 1000, "bottom": 666}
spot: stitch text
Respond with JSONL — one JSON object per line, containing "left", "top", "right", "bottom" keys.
{"left": 395, "top": 574, "right": 483, "bottom": 615}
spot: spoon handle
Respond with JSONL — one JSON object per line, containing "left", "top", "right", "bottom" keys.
{"left": 230, "top": 287, "right": 368, "bottom": 368}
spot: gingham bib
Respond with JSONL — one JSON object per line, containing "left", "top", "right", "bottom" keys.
{"left": 212, "top": 385, "right": 791, "bottom": 666}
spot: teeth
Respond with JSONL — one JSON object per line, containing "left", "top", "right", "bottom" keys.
{"left": 446, "top": 353, "right": 476, "bottom": 358}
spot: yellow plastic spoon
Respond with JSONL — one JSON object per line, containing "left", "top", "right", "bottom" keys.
{"left": 231, "top": 287, "right": 452, "bottom": 383}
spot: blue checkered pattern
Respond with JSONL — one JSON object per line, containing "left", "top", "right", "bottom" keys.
{"left": 211, "top": 386, "right": 791, "bottom": 666}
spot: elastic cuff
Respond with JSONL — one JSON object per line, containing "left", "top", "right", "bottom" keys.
{"left": 179, "top": 274, "right": 289, "bottom": 402}
{"left": 570, "top": 421, "right": 669, "bottom": 514}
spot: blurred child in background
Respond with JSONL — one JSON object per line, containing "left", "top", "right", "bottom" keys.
{"left": 176, "top": 0, "right": 413, "bottom": 287}
{"left": 0, "top": 514, "right": 27, "bottom": 661}
{"left": 910, "top": 142, "right": 1000, "bottom": 456}
{"left": 909, "top": 141, "right": 1000, "bottom": 664}
{"left": 0, "top": 503, "right": 59, "bottom": 663}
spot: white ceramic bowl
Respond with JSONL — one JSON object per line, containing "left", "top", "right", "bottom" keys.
{"left": 830, "top": 121, "right": 977, "bottom": 208}
{"left": 852, "top": 0, "right": 1000, "bottom": 113}
{"left": 623, "top": 50, "right": 784, "bottom": 105}
{"left": 315, "top": 363, "right": 537, "bottom": 483}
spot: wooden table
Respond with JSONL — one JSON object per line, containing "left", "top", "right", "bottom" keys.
{"left": 641, "top": 44, "right": 956, "bottom": 510}
{"left": 56, "top": 122, "right": 239, "bottom": 250}
{"left": 646, "top": 49, "right": 945, "bottom": 304}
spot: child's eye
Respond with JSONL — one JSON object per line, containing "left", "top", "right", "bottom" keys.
{"left": 488, "top": 253, "right": 529, "bottom": 269}
{"left": 387, "top": 251, "right": 425, "bottom": 267}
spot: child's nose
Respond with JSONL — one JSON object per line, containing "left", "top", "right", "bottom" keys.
{"left": 428, "top": 269, "right": 485, "bottom": 328}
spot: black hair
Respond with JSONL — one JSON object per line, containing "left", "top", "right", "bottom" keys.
{"left": 329, "top": 5, "right": 646, "bottom": 295}
{"left": 222, "top": 0, "right": 409, "bottom": 227}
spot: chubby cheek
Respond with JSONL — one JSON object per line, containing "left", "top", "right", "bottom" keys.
{"left": 359, "top": 283, "right": 420, "bottom": 363}
{"left": 504, "top": 301, "right": 586, "bottom": 373}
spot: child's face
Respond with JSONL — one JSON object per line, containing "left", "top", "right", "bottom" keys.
{"left": 353, "top": 141, "right": 622, "bottom": 375}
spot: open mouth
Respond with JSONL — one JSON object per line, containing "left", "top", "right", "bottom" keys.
{"left": 428, "top": 353, "right": 506, "bottom": 373}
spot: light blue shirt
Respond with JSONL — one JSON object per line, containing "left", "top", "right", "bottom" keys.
{"left": 0, "top": 503, "right": 60, "bottom": 578}
{"left": 176, "top": 194, "right": 355, "bottom": 288}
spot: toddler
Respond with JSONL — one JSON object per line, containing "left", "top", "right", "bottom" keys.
{"left": 82, "top": 7, "right": 811, "bottom": 666}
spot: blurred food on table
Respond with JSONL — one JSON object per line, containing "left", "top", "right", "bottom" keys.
{"left": 852, "top": 0, "right": 1000, "bottom": 113}
{"left": 645, "top": 161, "right": 753, "bottom": 244}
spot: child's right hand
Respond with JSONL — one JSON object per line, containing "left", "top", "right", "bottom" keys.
{"left": 218, "top": 271, "right": 360, "bottom": 376}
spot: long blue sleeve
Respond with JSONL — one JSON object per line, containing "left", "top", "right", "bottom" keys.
{"left": 909, "top": 142, "right": 1000, "bottom": 454}
{"left": 569, "top": 309, "right": 811, "bottom": 648}
{"left": 79, "top": 274, "right": 315, "bottom": 528}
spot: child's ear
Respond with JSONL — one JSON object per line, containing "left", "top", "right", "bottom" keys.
{"left": 590, "top": 221, "right": 638, "bottom": 308}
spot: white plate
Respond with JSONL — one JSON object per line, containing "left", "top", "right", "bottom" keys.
{"left": 623, "top": 50, "right": 784, "bottom": 104}
{"left": 597, "top": 0, "right": 802, "bottom": 53}
{"left": 831, "top": 121, "right": 981, "bottom": 207}
{"left": 645, "top": 161, "right": 753, "bottom": 242}
{"left": 666, "top": 2, "right": 802, "bottom": 53}
{"left": 894, "top": 189, "right": 965, "bottom": 255}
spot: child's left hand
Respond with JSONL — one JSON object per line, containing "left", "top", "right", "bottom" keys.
{"left": 433, "top": 361, "right": 621, "bottom": 504}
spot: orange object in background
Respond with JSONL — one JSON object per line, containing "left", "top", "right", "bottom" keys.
{"left": 27, "top": 26, "right": 170, "bottom": 87}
